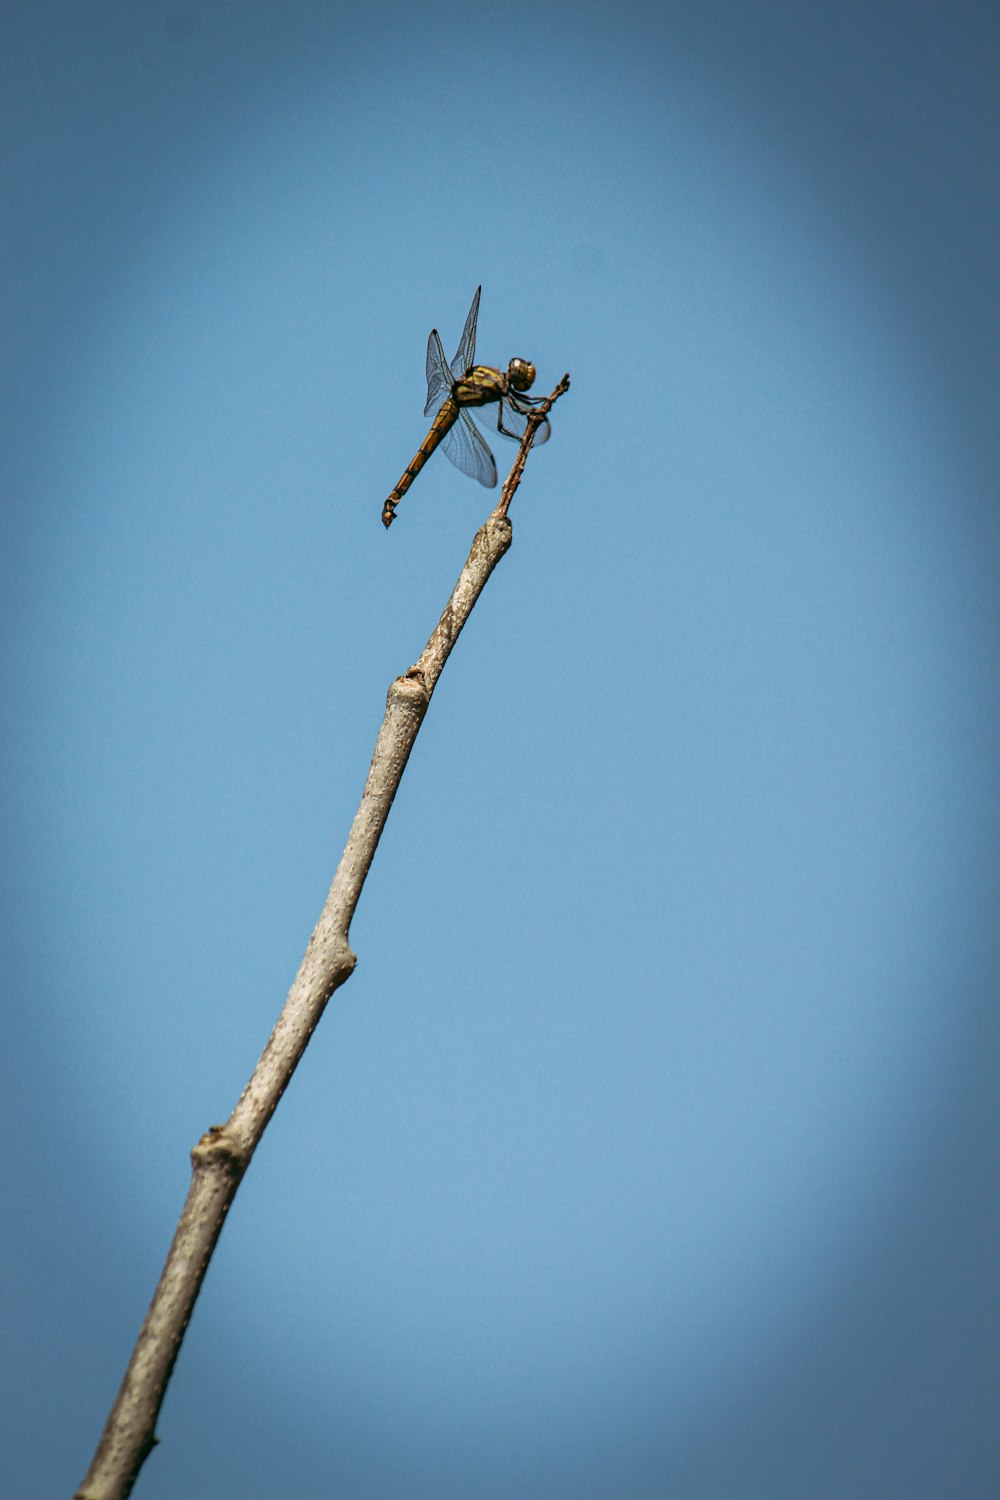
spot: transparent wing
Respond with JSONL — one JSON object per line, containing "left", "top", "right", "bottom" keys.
{"left": 424, "top": 329, "right": 453, "bottom": 417}
{"left": 439, "top": 407, "right": 497, "bottom": 487}
{"left": 475, "top": 394, "right": 551, "bottom": 446}
{"left": 450, "top": 286, "right": 481, "bottom": 379}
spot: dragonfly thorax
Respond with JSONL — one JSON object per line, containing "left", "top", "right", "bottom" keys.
{"left": 507, "top": 358, "right": 537, "bottom": 392}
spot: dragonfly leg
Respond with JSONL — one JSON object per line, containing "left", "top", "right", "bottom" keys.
{"left": 498, "top": 404, "right": 535, "bottom": 440}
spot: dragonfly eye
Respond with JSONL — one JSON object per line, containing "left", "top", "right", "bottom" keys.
{"left": 508, "top": 358, "right": 536, "bottom": 392}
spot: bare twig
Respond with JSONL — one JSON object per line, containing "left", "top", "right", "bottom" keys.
{"left": 75, "top": 372, "right": 570, "bottom": 1500}
{"left": 496, "top": 373, "right": 570, "bottom": 520}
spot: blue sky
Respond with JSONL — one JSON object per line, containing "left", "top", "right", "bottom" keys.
{"left": 3, "top": 4, "right": 998, "bottom": 1497}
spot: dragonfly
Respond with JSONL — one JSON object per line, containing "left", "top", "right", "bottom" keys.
{"left": 382, "top": 286, "right": 551, "bottom": 528}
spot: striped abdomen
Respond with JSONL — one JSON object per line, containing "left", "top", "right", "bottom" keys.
{"left": 382, "top": 397, "right": 460, "bottom": 528}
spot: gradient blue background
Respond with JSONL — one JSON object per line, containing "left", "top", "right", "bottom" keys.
{"left": 3, "top": 4, "right": 998, "bottom": 1497}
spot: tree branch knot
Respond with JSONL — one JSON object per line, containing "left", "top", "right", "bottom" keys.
{"left": 191, "top": 1125, "right": 246, "bottom": 1177}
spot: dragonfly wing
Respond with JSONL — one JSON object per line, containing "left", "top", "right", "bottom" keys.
{"left": 528, "top": 411, "right": 551, "bottom": 446}
{"left": 450, "top": 286, "right": 481, "bottom": 379}
{"left": 439, "top": 407, "right": 497, "bottom": 487}
{"left": 424, "top": 329, "right": 453, "bottom": 417}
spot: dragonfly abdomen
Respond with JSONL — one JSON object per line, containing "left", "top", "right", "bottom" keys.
{"left": 382, "top": 396, "right": 460, "bottom": 528}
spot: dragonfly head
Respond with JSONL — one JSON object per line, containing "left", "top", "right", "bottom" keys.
{"left": 507, "top": 357, "right": 537, "bottom": 392}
